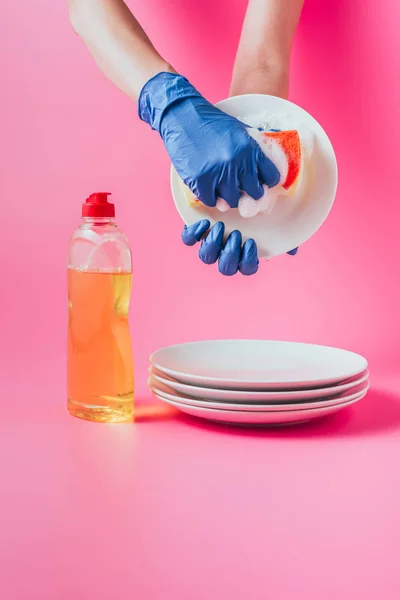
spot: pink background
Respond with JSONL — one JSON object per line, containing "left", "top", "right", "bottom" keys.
{"left": 1, "top": 0, "right": 400, "bottom": 598}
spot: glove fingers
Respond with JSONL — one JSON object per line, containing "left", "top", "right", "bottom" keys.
{"left": 239, "top": 239, "right": 259, "bottom": 275}
{"left": 199, "top": 221, "right": 225, "bottom": 264}
{"left": 185, "top": 221, "right": 260, "bottom": 276}
{"left": 181, "top": 219, "right": 210, "bottom": 246}
{"left": 191, "top": 180, "right": 218, "bottom": 208}
{"left": 257, "top": 149, "right": 280, "bottom": 189}
{"left": 218, "top": 230, "right": 242, "bottom": 276}
{"left": 239, "top": 172, "right": 265, "bottom": 200}
{"left": 216, "top": 181, "right": 241, "bottom": 209}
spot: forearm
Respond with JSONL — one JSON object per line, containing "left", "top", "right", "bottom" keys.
{"left": 230, "top": 0, "right": 304, "bottom": 98}
{"left": 68, "top": 0, "right": 175, "bottom": 101}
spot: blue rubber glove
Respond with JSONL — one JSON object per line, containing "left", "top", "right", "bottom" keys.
{"left": 138, "top": 72, "right": 280, "bottom": 207}
{"left": 182, "top": 221, "right": 298, "bottom": 276}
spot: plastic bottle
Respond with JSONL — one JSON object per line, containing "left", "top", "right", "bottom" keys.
{"left": 67, "top": 193, "right": 134, "bottom": 423}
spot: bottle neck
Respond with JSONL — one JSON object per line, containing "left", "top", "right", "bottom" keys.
{"left": 82, "top": 217, "right": 116, "bottom": 226}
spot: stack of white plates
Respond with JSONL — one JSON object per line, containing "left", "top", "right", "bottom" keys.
{"left": 148, "top": 341, "right": 369, "bottom": 426}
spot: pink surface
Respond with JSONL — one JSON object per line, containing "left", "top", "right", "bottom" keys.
{"left": 2, "top": 374, "right": 400, "bottom": 599}
{"left": 1, "top": 0, "right": 400, "bottom": 598}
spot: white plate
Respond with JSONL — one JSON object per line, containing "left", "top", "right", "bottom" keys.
{"left": 171, "top": 94, "right": 338, "bottom": 259}
{"left": 151, "top": 340, "right": 368, "bottom": 390}
{"left": 149, "top": 378, "right": 369, "bottom": 412}
{"left": 150, "top": 366, "right": 369, "bottom": 403}
{"left": 151, "top": 392, "right": 363, "bottom": 426}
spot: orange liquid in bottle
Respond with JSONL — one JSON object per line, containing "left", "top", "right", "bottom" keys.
{"left": 67, "top": 268, "right": 134, "bottom": 422}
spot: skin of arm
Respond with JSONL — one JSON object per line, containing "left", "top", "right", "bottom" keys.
{"left": 230, "top": 0, "right": 304, "bottom": 99}
{"left": 68, "top": 0, "right": 175, "bottom": 101}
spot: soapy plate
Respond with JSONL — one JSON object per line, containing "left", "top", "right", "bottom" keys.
{"left": 170, "top": 94, "right": 338, "bottom": 259}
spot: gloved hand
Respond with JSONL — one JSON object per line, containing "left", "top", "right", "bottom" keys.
{"left": 138, "top": 72, "right": 280, "bottom": 207}
{"left": 182, "top": 220, "right": 298, "bottom": 276}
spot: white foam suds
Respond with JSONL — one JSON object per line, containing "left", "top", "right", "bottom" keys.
{"left": 238, "top": 195, "right": 261, "bottom": 218}
{"left": 232, "top": 110, "right": 314, "bottom": 218}
{"left": 241, "top": 110, "right": 315, "bottom": 160}
{"left": 247, "top": 129, "right": 289, "bottom": 185}
{"left": 216, "top": 198, "right": 230, "bottom": 212}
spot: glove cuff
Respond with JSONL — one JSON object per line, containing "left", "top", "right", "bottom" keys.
{"left": 138, "top": 72, "right": 203, "bottom": 132}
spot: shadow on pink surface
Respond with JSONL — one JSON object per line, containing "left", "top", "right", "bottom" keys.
{"left": 136, "top": 386, "right": 400, "bottom": 438}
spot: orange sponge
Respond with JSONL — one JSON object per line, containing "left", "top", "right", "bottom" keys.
{"left": 262, "top": 130, "right": 302, "bottom": 190}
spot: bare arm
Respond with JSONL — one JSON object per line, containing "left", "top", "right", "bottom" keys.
{"left": 230, "top": 0, "right": 304, "bottom": 99}
{"left": 68, "top": 0, "right": 175, "bottom": 101}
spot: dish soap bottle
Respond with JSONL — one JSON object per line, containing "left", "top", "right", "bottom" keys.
{"left": 67, "top": 193, "right": 134, "bottom": 422}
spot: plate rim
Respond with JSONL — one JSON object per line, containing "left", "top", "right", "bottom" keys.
{"left": 149, "top": 377, "right": 369, "bottom": 412}
{"left": 150, "top": 339, "right": 368, "bottom": 389}
{"left": 149, "top": 365, "right": 370, "bottom": 402}
{"left": 151, "top": 390, "right": 364, "bottom": 423}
